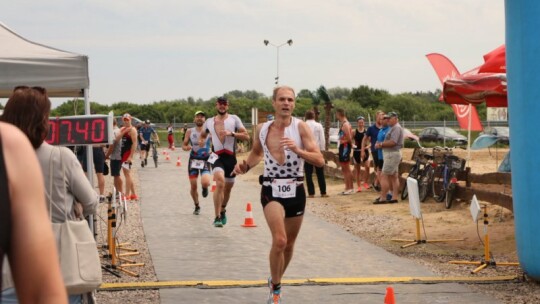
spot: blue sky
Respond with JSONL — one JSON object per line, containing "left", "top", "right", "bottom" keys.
{"left": 1, "top": 0, "right": 505, "bottom": 106}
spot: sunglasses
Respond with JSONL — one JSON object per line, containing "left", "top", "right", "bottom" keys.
{"left": 13, "top": 86, "right": 47, "bottom": 94}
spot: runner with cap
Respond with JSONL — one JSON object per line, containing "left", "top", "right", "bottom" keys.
{"left": 182, "top": 110, "right": 212, "bottom": 215}
{"left": 199, "top": 96, "right": 250, "bottom": 227}
{"left": 139, "top": 119, "right": 159, "bottom": 167}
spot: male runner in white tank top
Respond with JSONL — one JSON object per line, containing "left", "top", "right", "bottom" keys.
{"left": 199, "top": 97, "right": 250, "bottom": 227}
{"left": 233, "top": 86, "right": 324, "bottom": 304}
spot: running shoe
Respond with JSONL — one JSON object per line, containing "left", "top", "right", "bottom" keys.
{"left": 268, "top": 291, "right": 281, "bottom": 304}
{"left": 267, "top": 281, "right": 282, "bottom": 304}
{"left": 130, "top": 194, "right": 139, "bottom": 201}
{"left": 213, "top": 217, "right": 223, "bottom": 227}
{"left": 363, "top": 182, "right": 370, "bottom": 190}
{"left": 193, "top": 205, "right": 200, "bottom": 215}
{"left": 141, "top": 160, "right": 144, "bottom": 168}
{"left": 356, "top": 186, "right": 362, "bottom": 193}
{"left": 220, "top": 210, "right": 227, "bottom": 225}
{"left": 145, "top": 158, "right": 148, "bottom": 166}
{"left": 202, "top": 187, "right": 209, "bottom": 198}
{"left": 340, "top": 189, "right": 355, "bottom": 195}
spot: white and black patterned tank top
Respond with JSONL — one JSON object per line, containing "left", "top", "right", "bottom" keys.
{"left": 260, "top": 117, "right": 304, "bottom": 178}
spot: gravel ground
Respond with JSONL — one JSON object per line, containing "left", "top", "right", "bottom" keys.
{"left": 94, "top": 167, "right": 160, "bottom": 304}
{"left": 92, "top": 156, "right": 540, "bottom": 303}
{"left": 308, "top": 199, "right": 540, "bottom": 304}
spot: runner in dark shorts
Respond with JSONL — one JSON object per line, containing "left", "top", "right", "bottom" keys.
{"left": 260, "top": 181, "right": 306, "bottom": 218}
{"left": 338, "top": 142, "right": 352, "bottom": 163}
{"left": 212, "top": 153, "right": 237, "bottom": 180}
{"left": 353, "top": 149, "right": 369, "bottom": 164}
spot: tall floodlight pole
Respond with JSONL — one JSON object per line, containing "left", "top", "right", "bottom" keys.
{"left": 264, "top": 39, "right": 293, "bottom": 85}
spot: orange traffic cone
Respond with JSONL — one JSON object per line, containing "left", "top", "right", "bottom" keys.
{"left": 176, "top": 156, "right": 182, "bottom": 167}
{"left": 165, "top": 152, "right": 170, "bottom": 161}
{"left": 384, "top": 286, "right": 395, "bottom": 304}
{"left": 241, "top": 202, "right": 257, "bottom": 227}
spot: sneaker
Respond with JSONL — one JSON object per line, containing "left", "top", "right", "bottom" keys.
{"left": 202, "top": 187, "right": 209, "bottom": 198}
{"left": 130, "top": 194, "right": 139, "bottom": 201}
{"left": 321, "top": 194, "right": 329, "bottom": 198}
{"left": 363, "top": 182, "right": 370, "bottom": 190}
{"left": 356, "top": 186, "right": 362, "bottom": 193}
{"left": 213, "top": 217, "right": 223, "bottom": 227}
{"left": 141, "top": 160, "right": 144, "bottom": 168}
{"left": 269, "top": 291, "right": 281, "bottom": 304}
{"left": 308, "top": 194, "right": 315, "bottom": 198}
{"left": 220, "top": 210, "right": 227, "bottom": 225}
{"left": 340, "top": 189, "right": 354, "bottom": 195}
{"left": 193, "top": 205, "right": 200, "bottom": 215}
{"left": 267, "top": 284, "right": 282, "bottom": 304}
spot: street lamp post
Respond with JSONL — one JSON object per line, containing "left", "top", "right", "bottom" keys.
{"left": 264, "top": 39, "right": 293, "bottom": 85}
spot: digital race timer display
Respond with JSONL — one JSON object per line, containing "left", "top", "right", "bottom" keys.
{"left": 46, "top": 114, "right": 113, "bottom": 146}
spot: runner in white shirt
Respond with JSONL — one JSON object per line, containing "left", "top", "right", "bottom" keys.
{"left": 199, "top": 97, "right": 250, "bottom": 227}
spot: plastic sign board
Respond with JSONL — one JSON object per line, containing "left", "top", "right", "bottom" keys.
{"left": 46, "top": 113, "right": 114, "bottom": 146}
{"left": 470, "top": 195, "right": 482, "bottom": 223}
{"left": 407, "top": 177, "right": 422, "bottom": 219}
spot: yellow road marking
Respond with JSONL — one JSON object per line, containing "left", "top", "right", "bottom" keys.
{"left": 98, "top": 275, "right": 518, "bottom": 291}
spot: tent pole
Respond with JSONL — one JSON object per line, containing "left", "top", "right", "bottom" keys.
{"left": 467, "top": 104, "right": 472, "bottom": 161}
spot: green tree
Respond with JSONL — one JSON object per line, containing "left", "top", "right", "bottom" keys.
{"left": 349, "top": 85, "right": 390, "bottom": 109}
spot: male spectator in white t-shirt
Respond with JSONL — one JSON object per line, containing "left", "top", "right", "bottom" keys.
{"left": 304, "top": 110, "right": 328, "bottom": 198}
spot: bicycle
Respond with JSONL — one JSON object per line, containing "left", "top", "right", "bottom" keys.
{"left": 401, "top": 147, "right": 428, "bottom": 200}
{"left": 151, "top": 141, "right": 159, "bottom": 168}
{"left": 432, "top": 151, "right": 465, "bottom": 209}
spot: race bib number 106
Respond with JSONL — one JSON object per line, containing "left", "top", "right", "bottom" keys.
{"left": 271, "top": 178, "right": 296, "bottom": 198}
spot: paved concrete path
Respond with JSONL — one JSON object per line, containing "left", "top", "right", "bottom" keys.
{"left": 138, "top": 148, "right": 501, "bottom": 303}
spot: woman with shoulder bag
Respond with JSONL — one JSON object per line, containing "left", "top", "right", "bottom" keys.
{"left": 0, "top": 86, "right": 100, "bottom": 304}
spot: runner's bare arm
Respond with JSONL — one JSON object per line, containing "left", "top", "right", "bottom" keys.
{"left": 289, "top": 121, "right": 324, "bottom": 167}
{"left": 182, "top": 129, "right": 192, "bottom": 151}
{"left": 233, "top": 124, "right": 263, "bottom": 175}
{"left": 128, "top": 127, "right": 137, "bottom": 162}
{"left": 230, "top": 126, "right": 250, "bottom": 141}
{"left": 341, "top": 122, "right": 353, "bottom": 143}
{"left": 198, "top": 128, "right": 208, "bottom": 147}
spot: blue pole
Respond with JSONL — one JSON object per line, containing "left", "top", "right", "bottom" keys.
{"left": 505, "top": 0, "right": 540, "bottom": 279}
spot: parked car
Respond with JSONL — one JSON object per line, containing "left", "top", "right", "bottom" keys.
{"left": 480, "top": 126, "right": 509, "bottom": 145}
{"left": 418, "top": 127, "right": 467, "bottom": 146}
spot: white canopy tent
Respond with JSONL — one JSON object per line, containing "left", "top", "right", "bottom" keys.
{"left": 0, "top": 22, "right": 96, "bottom": 231}
{"left": 0, "top": 22, "right": 89, "bottom": 99}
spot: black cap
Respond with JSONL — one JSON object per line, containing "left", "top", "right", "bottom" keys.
{"left": 217, "top": 96, "right": 228, "bottom": 104}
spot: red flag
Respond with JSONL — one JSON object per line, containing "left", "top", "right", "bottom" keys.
{"left": 450, "top": 104, "right": 483, "bottom": 131}
{"left": 426, "top": 54, "right": 484, "bottom": 131}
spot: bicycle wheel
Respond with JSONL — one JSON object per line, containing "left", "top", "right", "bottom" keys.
{"left": 445, "top": 171, "right": 458, "bottom": 209}
{"left": 418, "top": 166, "right": 434, "bottom": 202}
{"left": 432, "top": 166, "right": 446, "bottom": 202}
{"left": 401, "top": 165, "right": 419, "bottom": 200}
{"left": 153, "top": 148, "right": 158, "bottom": 168}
